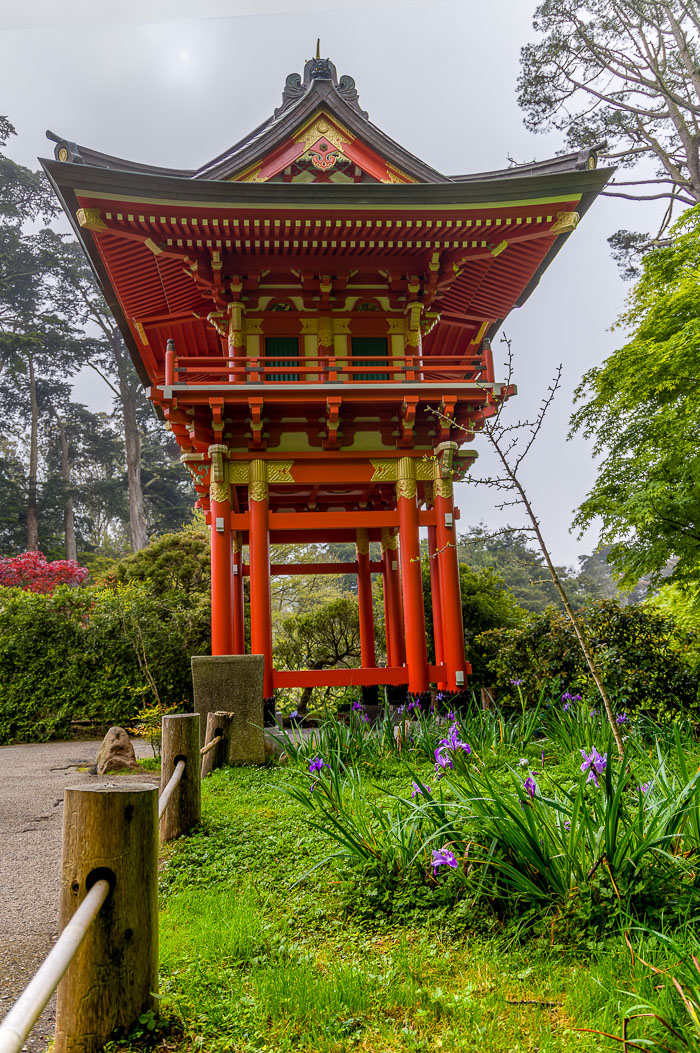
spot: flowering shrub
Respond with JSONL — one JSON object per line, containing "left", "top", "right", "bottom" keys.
{"left": 0, "top": 550, "right": 88, "bottom": 593}
{"left": 282, "top": 702, "right": 700, "bottom": 934}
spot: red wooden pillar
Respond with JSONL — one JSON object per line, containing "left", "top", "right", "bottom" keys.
{"left": 427, "top": 517, "right": 446, "bottom": 687}
{"left": 434, "top": 470, "right": 466, "bottom": 691}
{"left": 381, "top": 528, "right": 404, "bottom": 667}
{"left": 396, "top": 458, "right": 429, "bottom": 693}
{"left": 232, "top": 531, "right": 245, "bottom": 654}
{"left": 209, "top": 480, "right": 234, "bottom": 657}
{"left": 248, "top": 460, "right": 273, "bottom": 698}
{"left": 356, "top": 528, "right": 376, "bottom": 668}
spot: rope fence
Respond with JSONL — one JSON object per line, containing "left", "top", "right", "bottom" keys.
{"left": 0, "top": 709, "right": 217, "bottom": 1053}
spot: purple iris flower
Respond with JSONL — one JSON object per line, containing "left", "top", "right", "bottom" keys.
{"left": 439, "top": 723, "right": 471, "bottom": 754}
{"left": 510, "top": 679, "right": 523, "bottom": 687}
{"left": 541, "top": 749, "right": 545, "bottom": 769}
{"left": 412, "top": 781, "right": 431, "bottom": 800}
{"left": 308, "top": 756, "right": 325, "bottom": 775}
{"left": 434, "top": 748, "right": 454, "bottom": 776}
{"left": 431, "top": 847, "right": 458, "bottom": 875}
{"left": 352, "top": 700, "right": 364, "bottom": 712}
{"left": 562, "top": 692, "right": 582, "bottom": 703}
{"left": 590, "top": 709, "right": 598, "bottom": 718}
{"left": 447, "top": 710, "right": 456, "bottom": 721}
{"left": 524, "top": 776, "right": 536, "bottom": 800}
{"left": 640, "top": 781, "right": 653, "bottom": 794}
{"left": 563, "top": 703, "right": 571, "bottom": 712}
{"left": 616, "top": 712, "right": 629, "bottom": 725}
{"left": 580, "top": 748, "right": 607, "bottom": 787}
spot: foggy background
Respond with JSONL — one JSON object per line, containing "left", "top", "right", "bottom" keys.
{"left": 0, "top": 0, "right": 662, "bottom": 565}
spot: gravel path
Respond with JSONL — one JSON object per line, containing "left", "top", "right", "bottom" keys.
{"left": 0, "top": 739, "right": 157, "bottom": 1052}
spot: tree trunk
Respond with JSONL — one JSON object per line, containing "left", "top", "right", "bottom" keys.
{"left": 119, "top": 375, "right": 148, "bottom": 551}
{"left": 59, "top": 418, "right": 77, "bottom": 561}
{"left": 26, "top": 354, "right": 39, "bottom": 551}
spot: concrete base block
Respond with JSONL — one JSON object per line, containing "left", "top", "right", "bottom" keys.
{"left": 191, "top": 655, "right": 265, "bottom": 765}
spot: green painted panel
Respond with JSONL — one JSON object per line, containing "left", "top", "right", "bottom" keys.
{"left": 351, "top": 337, "right": 389, "bottom": 381}
{"left": 265, "top": 336, "right": 299, "bottom": 382}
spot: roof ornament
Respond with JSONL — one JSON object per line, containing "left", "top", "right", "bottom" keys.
{"left": 46, "top": 129, "right": 83, "bottom": 165}
{"left": 316, "top": 38, "right": 321, "bottom": 59}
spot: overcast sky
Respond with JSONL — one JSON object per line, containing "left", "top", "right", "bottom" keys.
{"left": 0, "top": 0, "right": 663, "bottom": 566}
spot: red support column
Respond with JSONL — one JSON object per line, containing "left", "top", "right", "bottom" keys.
{"left": 232, "top": 531, "right": 245, "bottom": 654}
{"left": 209, "top": 477, "right": 234, "bottom": 657}
{"left": 396, "top": 458, "right": 429, "bottom": 693}
{"left": 427, "top": 517, "right": 446, "bottom": 687}
{"left": 356, "top": 528, "right": 376, "bottom": 668}
{"left": 381, "top": 528, "right": 405, "bottom": 668}
{"left": 248, "top": 460, "right": 273, "bottom": 698}
{"left": 434, "top": 464, "right": 467, "bottom": 692}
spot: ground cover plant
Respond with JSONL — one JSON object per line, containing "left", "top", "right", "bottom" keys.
{"left": 97, "top": 692, "right": 700, "bottom": 1053}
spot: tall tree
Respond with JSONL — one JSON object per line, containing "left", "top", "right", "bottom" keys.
{"left": 518, "top": 1, "right": 700, "bottom": 269}
{"left": 46, "top": 239, "right": 150, "bottom": 550}
{"left": 571, "top": 205, "right": 700, "bottom": 591}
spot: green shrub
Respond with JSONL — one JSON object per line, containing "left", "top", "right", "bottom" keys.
{"left": 477, "top": 599, "right": 699, "bottom": 717}
{"left": 0, "top": 581, "right": 208, "bottom": 743}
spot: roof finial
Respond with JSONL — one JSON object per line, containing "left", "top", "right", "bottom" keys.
{"left": 316, "top": 38, "right": 321, "bottom": 59}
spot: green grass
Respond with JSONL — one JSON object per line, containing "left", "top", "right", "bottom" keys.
{"left": 100, "top": 759, "right": 698, "bottom": 1053}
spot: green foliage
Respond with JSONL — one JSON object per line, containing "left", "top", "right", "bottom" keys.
{"left": 0, "top": 581, "right": 205, "bottom": 743}
{"left": 274, "top": 594, "right": 364, "bottom": 674}
{"left": 572, "top": 207, "right": 700, "bottom": 590}
{"left": 455, "top": 527, "right": 618, "bottom": 613}
{"left": 423, "top": 559, "right": 526, "bottom": 680}
{"left": 478, "top": 600, "right": 699, "bottom": 717}
{"left": 107, "top": 526, "right": 210, "bottom": 603}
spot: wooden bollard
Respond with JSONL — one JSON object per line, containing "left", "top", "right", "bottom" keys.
{"left": 160, "top": 713, "right": 200, "bottom": 842}
{"left": 55, "top": 784, "right": 158, "bottom": 1053}
{"left": 201, "top": 710, "right": 234, "bottom": 778}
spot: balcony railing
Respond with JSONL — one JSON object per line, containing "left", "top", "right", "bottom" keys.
{"left": 165, "top": 351, "right": 495, "bottom": 387}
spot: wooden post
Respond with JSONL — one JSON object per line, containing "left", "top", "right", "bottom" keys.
{"left": 160, "top": 713, "right": 201, "bottom": 842}
{"left": 356, "top": 528, "right": 376, "bottom": 668}
{"left": 54, "top": 784, "right": 158, "bottom": 1053}
{"left": 209, "top": 449, "right": 234, "bottom": 656}
{"left": 249, "top": 460, "right": 273, "bottom": 699}
{"left": 396, "top": 458, "right": 429, "bottom": 694}
{"left": 201, "top": 710, "right": 234, "bottom": 778}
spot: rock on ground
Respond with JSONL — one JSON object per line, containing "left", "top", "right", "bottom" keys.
{"left": 95, "top": 726, "right": 140, "bottom": 774}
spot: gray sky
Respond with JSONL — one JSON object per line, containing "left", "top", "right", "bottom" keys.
{"left": 0, "top": 0, "right": 662, "bottom": 566}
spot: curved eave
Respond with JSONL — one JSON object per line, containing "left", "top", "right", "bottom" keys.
{"left": 41, "top": 156, "right": 613, "bottom": 391}
{"left": 42, "top": 156, "right": 613, "bottom": 208}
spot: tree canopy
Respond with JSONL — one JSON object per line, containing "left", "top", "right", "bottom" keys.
{"left": 518, "top": 0, "right": 700, "bottom": 267}
{"left": 571, "top": 205, "right": 700, "bottom": 590}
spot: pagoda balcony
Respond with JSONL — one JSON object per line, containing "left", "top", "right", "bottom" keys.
{"left": 165, "top": 349, "right": 495, "bottom": 389}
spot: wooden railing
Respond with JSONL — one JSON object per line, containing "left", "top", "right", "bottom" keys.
{"left": 166, "top": 351, "right": 495, "bottom": 387}
{"left": 0, "top": 713, "right": 204, "bottom": 1053}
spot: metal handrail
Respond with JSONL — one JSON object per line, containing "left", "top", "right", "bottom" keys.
{"left": 158, "top": 758, "right": 186, "bottom": 821}
{"left": 0, "top": 761, "right": 187, "bottom": 1053}
{"left": 0, "top": 879, "right": 110, "bottom": 1053}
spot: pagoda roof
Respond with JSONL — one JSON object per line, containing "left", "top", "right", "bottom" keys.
{"left": 41, "top": 53, "right": 613, "bottom": 394}
{"left": 46, "top": 53, "right": 605, "bottom": 187}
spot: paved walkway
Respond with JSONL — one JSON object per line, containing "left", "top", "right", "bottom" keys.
{"left": 0, "top": 739, "right": 156, "bottom": 1052}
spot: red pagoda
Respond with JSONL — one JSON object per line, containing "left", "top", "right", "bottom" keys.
{"left": 43, "top": 53, "right": 610, "bottom": 710}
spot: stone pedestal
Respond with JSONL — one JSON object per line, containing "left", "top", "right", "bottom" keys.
{"left": 191, "top": 655, "right": 265, "bottom": 765}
